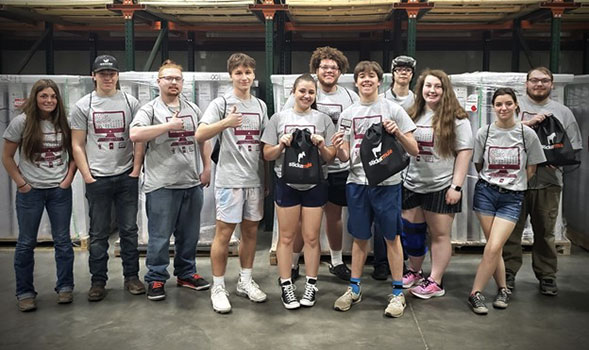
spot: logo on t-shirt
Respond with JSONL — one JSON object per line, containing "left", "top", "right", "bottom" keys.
{"left": 317, "top": 103, "right": 343, "bottom": 124}
{"left": 234, "top": 112, "right": 261, "bottom": 152}
{"left": 414, "top": 125, "right": 435, "bottom": 162}
{"left": 35, "top": 132, "right": 64, "bottom": 168}
{"left": 92, "top": 111, "right": 127, "bottom": 150}
{"left": 167, "top": 115, "right": 195, "bottom": 154}
{"left": 488, "top": 146, "right": 520, "bottom": 182}
{"left": 351, "top": 115, "right": 382, "bottom": 157}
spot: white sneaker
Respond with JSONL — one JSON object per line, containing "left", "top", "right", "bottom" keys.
{"left": 211, "top": 284, "right": 231, "bottom": 314}
{"left": 384, "top": 293, "right": 406, "bottom": 318}
{"left": 334, "top": 287, "right": 362, "bottom": 312}
{"left": 236, "top": 278, "right": 267, "bottom": 303}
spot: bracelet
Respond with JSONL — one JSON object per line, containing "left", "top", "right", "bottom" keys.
{"left": 18, "top": 182, "right": 28, "bottom": 189}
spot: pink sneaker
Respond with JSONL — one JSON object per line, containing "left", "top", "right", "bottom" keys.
{"left": 410, "top": 277, "right": 445, "bottom": 299}
{"left": 402, "top": 270, "right": 424, "bottom": 288}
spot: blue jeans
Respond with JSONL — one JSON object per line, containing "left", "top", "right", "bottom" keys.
{"left": 15, "top": 187, "right": 74, "bottom": 299}
{"left": 85, "top": 170, "right": 139, "bottom": 284}
{"left": 144, "top": 186, "right": 203, "bottom": 283}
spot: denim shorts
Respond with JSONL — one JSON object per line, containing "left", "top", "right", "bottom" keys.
{"left": 473, "top": 180, "right": 524, "bottom": 223}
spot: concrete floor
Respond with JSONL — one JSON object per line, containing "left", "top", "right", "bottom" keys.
{"left": 1, "top": 232, "right": 588, "bottom": 350}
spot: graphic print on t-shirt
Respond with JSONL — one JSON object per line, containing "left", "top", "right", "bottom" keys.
{"left": 35, "top": 132, "right": 64, "bottom": 168}
{"left": 317, "top": 103, "right": 343, "bottom": 124}
{"left": 92, "top": 110, "right": 126, "bottom": 150}
{"left": 488, "top": 146, "right": 520, "bottom": 183}
{"left": 284, "top": 124, "right": 316, "bottom": 135}
{"left": 352, "top": 115, "right": 382, "bottom": 156}
{"left": 167, "top": 114, "right": 195, "bottom": 154}
{"left": 235, "top": 112, "right": 261, "bottom": 152}
{"left": 414, "top": 125, "right": 435, "bottom": 162}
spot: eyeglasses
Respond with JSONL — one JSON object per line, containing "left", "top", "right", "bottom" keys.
{"left": 319, "top": 65, "right": 339, "bottom": 71}
{"left": 159, "top": 76, "right": 184, "bottom": 83}
{"left": 394, "top": 67, "right": 412, "bottom": 74}
{"left": 527, "top": 78, "right": 551, "bottom": 85}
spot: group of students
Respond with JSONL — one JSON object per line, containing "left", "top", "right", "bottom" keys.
{"left": 3, "top": 47, "right": 582, "bottom": 317}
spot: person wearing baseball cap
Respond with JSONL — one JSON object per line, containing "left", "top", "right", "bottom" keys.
{"left": 71, "top": 54, "right": 145, "bottom": 301}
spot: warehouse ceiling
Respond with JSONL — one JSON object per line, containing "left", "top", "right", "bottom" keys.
{"left": 0, "top": 1, "right": 587, "bottom": 46}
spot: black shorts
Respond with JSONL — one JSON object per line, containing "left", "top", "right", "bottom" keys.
{"left": 274, "top": 177, "right": 328, "bottom": 208}
{"left": 402, "top": 186, "right": 462, "bottom": 214}
{"left": 327, "top": 171, "right": 348, "bottom": 206}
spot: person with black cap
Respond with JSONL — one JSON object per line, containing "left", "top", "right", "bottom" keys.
{"left": 71, "top": 54, "right": 145, "bottom": 301}
{"left": 372, "top": 55, "right": 418, "bottom": 281}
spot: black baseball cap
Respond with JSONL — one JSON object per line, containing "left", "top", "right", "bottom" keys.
{"left": 93, "top": 55, "right": 119, "bottom": 72}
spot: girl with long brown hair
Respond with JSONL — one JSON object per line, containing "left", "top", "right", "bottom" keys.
{"left": 401, "top": 69, "right": 473, "bottom": 299}
{"left": 2, "top": 79, "right": 77, "bottom": 312}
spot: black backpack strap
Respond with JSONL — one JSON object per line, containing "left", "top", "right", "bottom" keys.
{"left": 483, "top": 123, "right": 491, "bottom": 165}
{"left": 521, "top": 124, "right": 527, "bottom": 154}
{"left": 122, "top": 91, "right": 133, "bottom": 115}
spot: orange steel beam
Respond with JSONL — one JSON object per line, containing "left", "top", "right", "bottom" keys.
{"left": 107, "top": 0, "right": 146, "bottom": 20}
{"left": 540, "top": 0, "right": 581, "bottom": 18}
{"left": 249, "top": 0, "right": 288, "bottom": 21}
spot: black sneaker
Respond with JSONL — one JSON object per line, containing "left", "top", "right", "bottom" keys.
{"left": 291, "top": 265, "right": 300, "bottom": 281}
{"left": 468, "top": 291, "right": 488, "bottom": 315}
{"left": 371, "top": 264, "right": 390, "bottom": 281}
{"left": 147, "top": 281, "right": 166, "bottom": 301}
{"left": 279, "top": 279, "right": 300, "bottom": 310}
{"left": 505, "top": 272, "right": 515, "bottom": 291}
{"left": 540, "top": 278, "right": 558, "bottom": 296}
{"left": 329, "top": 263, "right": 351, "bottom": 281}
{"left": 493, "top": 288, "right": 510, "bottom": 309}
{"left": 177, "top": 273, "right": 210, "bottom": 291}
{"left": 300, "top": 279, "right": 318, "bottom": 307}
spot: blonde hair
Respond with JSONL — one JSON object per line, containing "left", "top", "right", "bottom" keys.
{"left": 158, "top": 59, "right": 183, "bottom": 76}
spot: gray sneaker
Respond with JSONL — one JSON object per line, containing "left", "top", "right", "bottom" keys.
{"left": 492, "top": 288, "right": 510, "bottom": 309}
{"left": 540, "top": 278, "right": 558, "bottom": 296}
{"left": 17, "top": 297, "right": 37, "bottom": 312}
{"left": 334, "top": 287, "right": 361, "bottom": 312}
{"left": 468, "top": 291, "right": 488, "bottom": 315}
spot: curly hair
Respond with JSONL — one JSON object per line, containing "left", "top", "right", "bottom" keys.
{"left": 309, "top": 46, "right": 350, "bottom": 74}
{"left": 20, "top": 79, "right": 71, "bottom": 162}
{"left": 408, "top": 69, "right": 468, "bottom": 158}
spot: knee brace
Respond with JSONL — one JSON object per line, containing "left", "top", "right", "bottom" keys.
{"left": 401, "top": 219, "right": 428, "bottom": 257}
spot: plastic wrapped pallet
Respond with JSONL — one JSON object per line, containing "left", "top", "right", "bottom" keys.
{"left": 562, "top": 75, "right": 589, "bottom": 249}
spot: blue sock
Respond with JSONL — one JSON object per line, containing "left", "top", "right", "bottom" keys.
{"left": 392, "top": 280, "right": 403, "bottom": 296}
{"left": 349, "top": 277, "right": 361, "bottom": 294}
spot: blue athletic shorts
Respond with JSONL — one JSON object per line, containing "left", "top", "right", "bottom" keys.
{"left": 346, "top": 183, "right": 403, "bottom": 241}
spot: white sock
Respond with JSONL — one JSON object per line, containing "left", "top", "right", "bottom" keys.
{"left": 280, "top": 278, "right": 292, "bottom": 285}
{"left": 306, "top": 276, "right": 317, "bottom": 284}
{"left": 291, "top": 252, "right": 301, "bottom": 268}
{"left": 213, "top": 275, "right": 225, "bottom": 288}
{"left": 240, "top": 268, "right": 252, "bottom": 284}
{"left": 331, "top": 249, "right": 343, "bottom": 266}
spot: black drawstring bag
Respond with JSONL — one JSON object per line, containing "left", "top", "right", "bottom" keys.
{"left": 282, "top": 128, "right": 322, "bottom": 184}
{"left": 360, "top": 123, "right": 410, "bottom": 186}
{"left": 535, "top": 115, "right": 580, "bottom": 166}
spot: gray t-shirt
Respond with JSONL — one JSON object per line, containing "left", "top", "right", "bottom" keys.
{"left": 130, "top": 97, "right": 203, "bottom": 193}
{"left": 339, "top": 97, "right": 416, "bottom": 186}
{"left": 70, "top": 90, "right": 140, "bottom": 177}
{"left": 200, "top": 91, "right": 268, "bottom": 188}
{"left": 381, "top": 88, "right": 415, "bottom": 112}
{"left": 3, "top": 113, "right": 69, "bottom": 189}
{"left": 518, "top": 95, "right": 583, "bottom": 188}
{"left": 474, "top": 122, "right": 546, "bottom": 191}
{"left": 284, "top": 85, "right": 359, "bottom": 173}
{"left": 260, "top": 108, "right": 335, "bottom": 191}
{"left": 403, "top": 110, "right": 473, "bottom": 193}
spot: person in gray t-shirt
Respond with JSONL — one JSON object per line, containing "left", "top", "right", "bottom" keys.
{"left": 2, "top": 79, "right": 76, "bottom": 311}
{"left": 130, "top": 60, "right": 212, "bottom": 301}
{"left": 468, "top": 88, "right": 546, "bottom": 315}
{"left": 380, "top": 55, "right": 417, "bottom": 112}
{"left": 262, "top": 73, "right": 336, "bottom": 310}
{"left": 503, "top": 67, "right": 583, "bottom": 296}
{"left": 195, "top": 53, "right": 269, "bottom": 313}
{"left": 71, "top": 55, "right": 146, "bottom": 301}
{"left": 283, "top": 47, "right": 359, "bottom": 282}
{"left": 400, "top": 70, "right": 473, "bottom": 301}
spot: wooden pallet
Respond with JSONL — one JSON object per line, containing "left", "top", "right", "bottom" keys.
{"left": 0, "top": 236, "right": 89, "bottom": 250}
{"left": 451, "top": 238, "right": 571, "bottom": 256}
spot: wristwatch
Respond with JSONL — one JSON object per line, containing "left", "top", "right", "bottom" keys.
{"left": 450, "top": 184, "right": 462, "bottom": 192}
